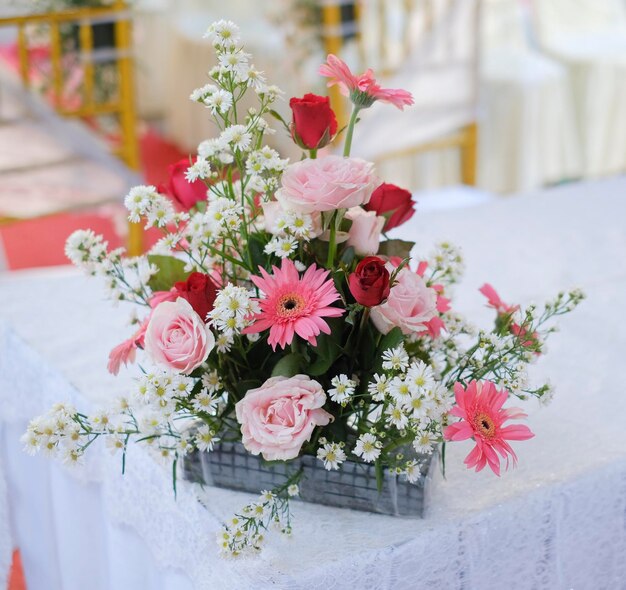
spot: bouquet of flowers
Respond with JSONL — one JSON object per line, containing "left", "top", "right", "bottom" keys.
{"left": 23, "top": 21, "right": 583, "bottom": 556}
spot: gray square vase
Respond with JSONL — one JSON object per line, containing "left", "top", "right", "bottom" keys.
{"left": 184, "top": 441, "right": 436, "bottom": 517}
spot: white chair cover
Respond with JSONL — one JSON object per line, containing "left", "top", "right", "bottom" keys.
{"left": 479, "top": 0, "right": 582, "bottom": 193}
{"left": 533, "top": 0, "right": 626, "bottom": 177}
{"left": 161, "top": 2, "right": 302, "bottom": 158}
{"left": 351, "top": 0, "right": 479, "bottom": 191}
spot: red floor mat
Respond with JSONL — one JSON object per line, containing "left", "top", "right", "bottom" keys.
{"left": 0, "top": 209, "right": 125, "bottom": 270}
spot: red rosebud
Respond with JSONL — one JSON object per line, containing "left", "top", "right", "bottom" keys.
{"left": 173, "top": 272, "right": 217, "bottom": 322}
{"left": 348, "top": 256, "right": 391, "bottom": 307}
{"left": 365, "top": 182, "right": 415, "bottom": 231}
{"left": 289, "top": 93, "right": 338, "bottom": 150}
{"left": 160, "top": 158, "right": 208, "bottom": 211}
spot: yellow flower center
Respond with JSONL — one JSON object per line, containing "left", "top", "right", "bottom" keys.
{"left": 276, "top": 293, "right": 306, "bottom": 318}
{"left": 474, "top": 412, "right": 496, "bottom": 439}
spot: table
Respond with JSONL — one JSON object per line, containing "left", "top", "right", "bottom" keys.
{"left": 1, "top": 176, "right": 626, "bottom": 589}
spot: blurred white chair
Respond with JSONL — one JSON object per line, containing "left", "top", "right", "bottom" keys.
{"left": 162, "top": 1, "right": 301, "bottom": 157}
{"left": 324, "top": 0, "right": 481, "bottom": 193}
{"left": 479, "top": 0, "right": 582, "bottom": 193}
{"left": 533, "top": 0, "right": 626, "bottom": 177}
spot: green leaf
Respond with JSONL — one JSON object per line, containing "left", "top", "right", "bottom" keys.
{"left": 308, "top": 334, "right": 341, "bottom": 376}
{"left": 340, "top": 246, "right": 355, "bottom": 267}
{"left": 248, "top": 233, "right": 269, "bottom": 271}
{"left": 271, "top": 353, "right": 304, "bottom": 377}
{"left": 379, "top": 326, "right": 404, "bottom": 352}
{"left": 308, "top": 238, "right": 330, "bottom": 266}
{"left": 377, "top": 239, "right": 415, "bottom": 260}
{"left": 234, "top": 379, "right": 262, "bottom": 397}
{"left": 147, "top": 255, "right": 188, "bottom": 292}
{"left": 373, "top": 327, "right": 404, "bottom": 374}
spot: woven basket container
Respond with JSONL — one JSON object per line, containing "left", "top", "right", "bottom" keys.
{"left": 184, "top": 441, "right": 436, "bottom": 517}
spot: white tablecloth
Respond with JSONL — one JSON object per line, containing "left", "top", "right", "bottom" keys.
{"left": 1, "top": 177, "right": 626, "bottom": 589}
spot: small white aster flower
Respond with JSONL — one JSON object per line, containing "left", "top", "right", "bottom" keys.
{"left": 287, "top": 484, "right": 299, "bottom": 497}
{"left": 406, "top": 361, "right": 435, "bottom": 393}
{"left": 353, "top": 433, "right": 381, "bottom": 462}
{"left": 413, "top": 430, "right": 437, "bottom": 454}
{"left": 382, "top": 345, "right": 409, "bottom": 371}
{"left": 385, "top": 405, "right": 409, "bottom": 429}
{"left": 105, "top": 434, "right": 126, "bottom": 455}
{"left": 190, "top": 83, "right": 218, "bottom": 102}
{"left": 203, "top": 89, "right": 233, "bottom": 114}
{"left": 389, "top": 376, "right": 412, "bottom": 406}
{"left": 201, "top": 370, "right": 222, "bottom": 393}
{"left": 221, "top": 125, "right": 252, "bottom": 153}
{"left": 195, "top": 425, "right": 219, "bottom": 452}
{"left": 204, "top": 20, "right": 240, "bottom": 48}
{"left": 317, "top": 442, "right": 346, "bottom": 470}
{"left": 404, "top": 459, "right": 422, "bottom": 483}
{"left": 186, "top": 159, "right": 212, "bottom": 182}
{"left": 328, "top": 374, "right": 356, "bottom": 404}
{"left": 192, "top": 390, "right": 219, "bottom": 414}
{"left": 264, "top": 236, "right": 298, "bottom": 258}
{"left": 368, "top": 374, "right": 389, "bottom": 401}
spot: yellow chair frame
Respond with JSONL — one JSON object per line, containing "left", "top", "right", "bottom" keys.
{"left": 0, "top": 0, "right": 143, "bottom": 253}
{"left": 320, "top": 0, "right": 478, "bottom": 185}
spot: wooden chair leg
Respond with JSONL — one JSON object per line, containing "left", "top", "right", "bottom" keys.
{"left": 128, "top": 221, "right": 143, "bottom": 256}
{"left": 460, "top": 122, "right": 478, "bottom": 186}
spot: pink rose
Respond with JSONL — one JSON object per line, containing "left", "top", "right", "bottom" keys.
{"left": 345, "top": 207, "right": 385, "bottom": 256}
{"left": 235, "top": 375, "right": 332, "bottom": 461}
{"left": 276, "top": 155, "right": 378, "bottom": 214}
{"left": 370, "top": 265, "right": 438, "bottom": 335}
{"left": 144, "top": 298, "right": 215, "bottom": 374}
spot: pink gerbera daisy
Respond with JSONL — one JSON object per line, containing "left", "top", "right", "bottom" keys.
{"left": 443, "top": 380, "right": 534, "bottom": 476}
{"left": 243, "top": 259, "right": 344, "bottom": 350}
{"left": 318, "top": 54, "right": 414, "bottom": 110}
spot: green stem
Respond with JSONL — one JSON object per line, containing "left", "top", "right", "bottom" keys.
{"left": 343, "top": 106, "right": 361, "bottom": 157}
{"left": 326, "top": 213, "right": 337, "bottom": 267}
{"left": 309, "top": 148, "right": 318, "bottom": 159}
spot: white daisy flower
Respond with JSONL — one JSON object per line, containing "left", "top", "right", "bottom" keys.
{"left": 328, "top": 374, "right": 356, "bottom": 405}
{"left": 317, "top": 442, "right": 346, "bottom": 470}
{"left": 382, "top": 345, "right": 409, "bottom": 371}
{"left": 353, "top": 433, "right": 381, "bottom": 462}
{"left": 195, "top": 425, "right": 219, "bottom": 452}
{"left": 367, "top": 374, "right": 389, "bottom": 401}
{"left": 385, "top": 405, "right": 409, "bottom": 430}
{"left": 413, "top": 431, "right": 437, "bottom": 454}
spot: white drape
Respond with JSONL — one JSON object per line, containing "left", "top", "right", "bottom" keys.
{"left": 533, "top": 0, "right": 626, "bottom": 178}
{"left": 478, "top": 0, "right": 582, "bottom": 193}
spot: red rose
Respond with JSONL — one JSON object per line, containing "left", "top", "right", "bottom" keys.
{"left": 160, "top": 158, "right": 208, "bottom": 211}
{"left": 365, "top": 182, "right": 415, "bottom": 231}
{"left": 289, "top": 93, "right": 338, "bottom": 150}
{"left": 173, "top": 272, "right": 217, "bottom": 322}
{"left": 348, "top": 257, "right": 391, "bottom": 307}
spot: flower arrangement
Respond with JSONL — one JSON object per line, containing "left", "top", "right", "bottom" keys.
{"left": 23, "top": 21, "right": 584, "bottom": 556}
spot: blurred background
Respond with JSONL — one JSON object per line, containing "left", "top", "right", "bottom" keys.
{"left": 0, "top": 0, "right": 624, "bottom": 268}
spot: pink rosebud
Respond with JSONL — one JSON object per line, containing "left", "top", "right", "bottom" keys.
{"left": 345, "top": 207, "right": 385, "bottom": 256}
{"left": 235, "top": 375, "right": 332, "bottom": 461}
{"left": 144, "top": 298, "right": 215, "bottom": 374}
{"left": 370, "top": 264, "right": 438, "bottom": 335}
